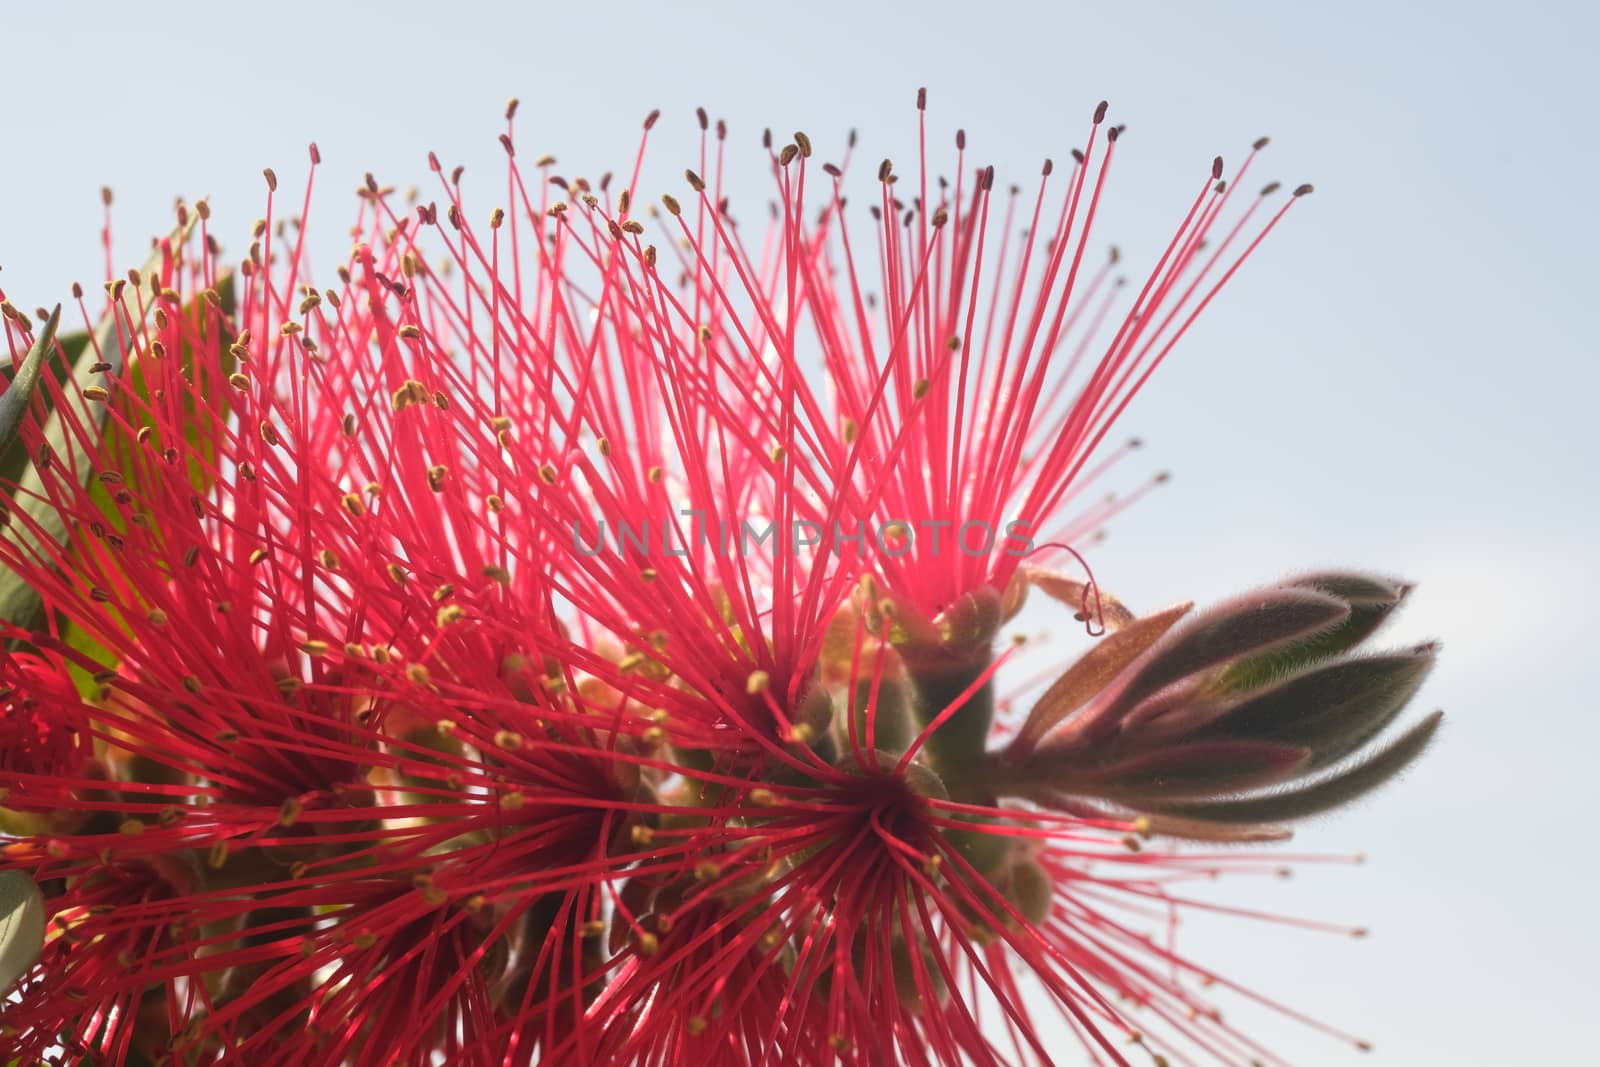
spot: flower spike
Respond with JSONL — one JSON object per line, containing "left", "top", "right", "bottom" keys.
{"left": 0, "top": 95, "right": 1437, "bottom": 1067}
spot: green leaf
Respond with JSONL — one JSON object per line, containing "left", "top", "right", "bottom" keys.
{"left": 1119, "top": 589, "right": 1351, "bottom": 709}
{"left": 0, "top": 316, "right": 86, "bottom": 493}
{"left": 1218, "top": 571, "right": 1413, "bottom": 690}
{"left": 0, "top": 869, "right": 45, "bottom": 994}
{"left": 1198, "top": 644, "right": 1436, "bottom": 770}
{"left": 1054, "top": 739, "right": 1310, "bottom": 804}
{"left": 1032, "top": 589, "right": 1352, "bottom": 756}
{"left": 1, "top": 291, "right": 139, "bottom": 630}
{"left": 0, "top": 305, "right": 62, "bottom": 459}
{"left": 0, "top": 217, "right": 203, "bottom": 636}
{"left": 1006, "top": 600, "right": 1193, "bottom": 758}
{"left": 1152, "top": 710, "right": 1444, "bottom": 824}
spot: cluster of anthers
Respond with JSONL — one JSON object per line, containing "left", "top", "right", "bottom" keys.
{"left": 0, "top": 91, "right": 1440, "bottom": 1066}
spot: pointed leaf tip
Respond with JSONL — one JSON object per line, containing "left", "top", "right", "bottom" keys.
{"left": 1219, "top": 571, "right": 1418, "bottom": 689}
{"left": 1122, "top": 587, "right": 1351, "bottom": 708}
{"left": 1199, "top": 645, "right": 1437, "bottom": 768}
{"left": 0, "top": 303, "right": 62, "bottom": 456}
{"left": 1155, "top": 711, "right": 1444, "bottom": 825}
{"left": 1286, "top": 569, "right": 1411, "bottom": 609}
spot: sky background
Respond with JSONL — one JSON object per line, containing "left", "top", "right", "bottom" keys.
{"left": 3, "top": 1, "right": 1595, "bottom": 1062}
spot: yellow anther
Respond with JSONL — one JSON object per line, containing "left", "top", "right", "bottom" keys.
{"left": 412, "top": 873, "right": 448, "bottom": 906}
{"left": 391, "top": 379, "right": 429, "bottom": 412}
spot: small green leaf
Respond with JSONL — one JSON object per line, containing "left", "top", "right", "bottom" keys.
{"left": 0, "top": 869, "right": 45, "bottom": 994}
{"left": 0, "top": 217, "right": 199, "bottom": 633}
{"left": 0, "top": 304, "right": 62, "bottom": 457}
{"left": 1059, "top": 740, "right": 1311, "bottom": 803}
{"left": 1031, "top": 588, "right": 1352, "bottom": 757}
{"left": 1218, "top": 571, "right": 1413, "bottom": 690}
{"left": 1197, "top": 644, "right": 1437, "bottom": 770}
{"left": 1120, "top": 589, "right": 1351, "bottom": 709}
{"left": 0, "top": 319, "right": 87, "bottom": 492}
{"left": 1006, "top": 600, "right": 1193, "bottom": 759}
{"left": 1153, "top": 711, "right": 1444, "bottom": 824}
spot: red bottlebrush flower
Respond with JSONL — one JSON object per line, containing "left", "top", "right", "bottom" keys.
{"left": 0, "top": 92, "right": 1441, "bottom": 1067}
{"left": 1, "top": 650, "right": 98, "bottom": 828}
{"left": 0, "top": 193, "right": 659, "bottom": 1064}
{"left": 614, "top": 98, "right": 1305, "bottom": 631}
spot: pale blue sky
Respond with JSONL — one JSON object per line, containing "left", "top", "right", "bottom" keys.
{"left": 3, "top": 1, "right": 1596, "bottom": 1062}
